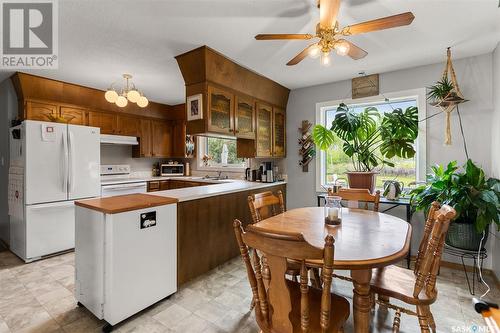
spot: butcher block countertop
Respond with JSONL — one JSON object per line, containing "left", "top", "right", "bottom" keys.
{"left": 75, "top": 194, "right": 178, "bottom": 214}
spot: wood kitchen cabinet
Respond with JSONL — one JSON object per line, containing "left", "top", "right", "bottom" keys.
{"left": 88, "top": 111, "right": 116, "bottom": 134}
{"left": 159, "top": 180, "right": 170, "bottom": 191}
{"left": 25, "top": 101, "right": 86, "bottom": 125}
{"left": 272, "top": 107, "right": 286, "bottom": 157}
{"left": 151, "top": 120, "right": 172, "bottom": 157}
{"left": 25, "top": 101, "right": 58, "bottom": 121}
{"left": 134, "top": 119, "right": 152, "bottom": 157}
{"left": 207, "top": 86, "right": 234, "bottom": 135}
{"left": 234, "top": 95, "right": 255, "bottom": 139}
{"left": 60, "top": 106, "right": 86, "bottom": 125}
{"left": 116, "top": 114, "right": 139, "bottom": 136}
{"left": 256, "top": 102, "right": 273, "bottom": 157}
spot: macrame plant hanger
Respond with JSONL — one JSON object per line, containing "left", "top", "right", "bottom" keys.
{"left": 430, "top": 47, "right": 468, "bottom": 145}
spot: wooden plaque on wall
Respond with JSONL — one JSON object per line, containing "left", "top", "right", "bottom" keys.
{"left": 352, "top": 74, "right": 379, "bottom": 99}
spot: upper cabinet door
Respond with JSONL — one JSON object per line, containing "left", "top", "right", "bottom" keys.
{"left": 273, "top": 107, "right": 286, "bottom": 157}
{"left": 139, "top": 119, "right": 152, "bottom": 157}
{"left": 235, "top": 95, "right": 255, "bottom": 139}
{"left": 25, "top": 101, "right": 58, "bottom": 122}
{"left": 256, "top": 102, "right": 273, "bottom": 157}
{"left": 116, "top": 115, "right": 139, "bottom": 136}
{"left": 60, "top": 106, "right": 86, "bottom": 125}
{"left": 207, "top": 86, "right": 234, "bottom": 135}
{"left": 151, "top": 120, "right": 172, "bottom": 157}
{"left": 88, "top": 111, "right": 116, "bottom": 134}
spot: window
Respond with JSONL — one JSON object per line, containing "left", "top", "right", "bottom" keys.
{"left": 197, "top": 137, "right": 247, "bottom": 171}
{"left": 315, "top": 88, "right": 427, "bottom": 192}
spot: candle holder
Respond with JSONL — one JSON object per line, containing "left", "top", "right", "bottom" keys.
{"left": 324, "top": 196, "right": 342, "bottom": 225}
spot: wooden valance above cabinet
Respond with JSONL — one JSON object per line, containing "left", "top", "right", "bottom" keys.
{"left": 11, "top": 72, "right": 192, "bottom": 159}
{"left": 175, "top": 46, "right": 289, "bottom": 158}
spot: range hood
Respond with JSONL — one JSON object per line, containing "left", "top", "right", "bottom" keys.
{"left": 100, "top": 134, "right": 139, "bottom": 145}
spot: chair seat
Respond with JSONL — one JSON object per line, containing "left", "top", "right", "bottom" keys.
{"left": 370, "top": 265, "right": 436, "bottom": 305}
{"left": 255, "top": 280, "right": 350, "bottom": 333}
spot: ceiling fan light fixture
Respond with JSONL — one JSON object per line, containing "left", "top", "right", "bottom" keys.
{"left": 334, "top": 40, "right": 350, "bottom": 56}
{"left": 320, "top": 51, "right": 331, "bottom": 67}
{"left": 309, "top": 44, "right": 321, "bottom": 59}
{"left": 104, "top": 89, "right": 118, "bottom": 103}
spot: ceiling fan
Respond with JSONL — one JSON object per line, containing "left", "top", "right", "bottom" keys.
{"left": 255, "top": 0, "right": 415, "bottom": 66}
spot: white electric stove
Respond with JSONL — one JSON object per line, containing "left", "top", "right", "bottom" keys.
{"left": 100, "top": 165, "right": 147, "bottom": 197}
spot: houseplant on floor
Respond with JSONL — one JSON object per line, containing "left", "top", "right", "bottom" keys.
{"left": 411, "top": 160, "right": 500, "bottom": 250}
{"left": 312, "top": 103, "right": 419, "bottom": 191}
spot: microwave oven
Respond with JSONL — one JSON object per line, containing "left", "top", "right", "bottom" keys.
{"left": 160, "top": 163, "right": 184, "bottom": 176}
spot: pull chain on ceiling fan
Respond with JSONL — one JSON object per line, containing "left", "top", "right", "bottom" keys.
{"left": 255, "top": 0, "right": 415, "bottom": 67}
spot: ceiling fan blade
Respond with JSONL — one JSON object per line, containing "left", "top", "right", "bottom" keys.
{"left": 286, "top": 44, "right": 317, "bottom": 66}
{"left": 341, "top": 12, "right": 415, "bottom": 35}
{"left": 320, "top": 0, "right": 341, "bottom": 29}
{"left": 343, "top": 40, "right": 368, "bottom": 60}
{"left": 255, "top": 34, "right": 314, "bottom": 40}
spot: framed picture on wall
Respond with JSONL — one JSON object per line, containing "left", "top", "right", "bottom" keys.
{"left": 186, "top": 94, "right": 203, "bottom": 121}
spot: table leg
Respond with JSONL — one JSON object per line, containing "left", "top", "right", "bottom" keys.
{"left": 406, "top": 205, "right": 412, "bottom": 269}
{"left": 351, "top": 269, "right": 372, "bottom": 333}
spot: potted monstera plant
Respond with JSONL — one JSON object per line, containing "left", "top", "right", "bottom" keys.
{"left": 411, "top": 160, "right": 500, "bottom": 250}
{"left": 312, "top": 103, "right": 419, "bottom": 191}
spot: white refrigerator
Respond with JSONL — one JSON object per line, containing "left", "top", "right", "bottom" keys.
{"left": 9, "top": 120, "right": 100, "bottom": 262}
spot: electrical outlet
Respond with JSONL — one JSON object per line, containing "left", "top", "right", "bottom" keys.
{"left": 0, "top": 157, "right": 4, "bottom": 166}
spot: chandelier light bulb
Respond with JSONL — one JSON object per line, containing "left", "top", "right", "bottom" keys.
{"left": 308, "top": 44, "right": 321, "bottom": 59}
{"left": 320, "top": 51, "right": 331, "bottom": 67}
{"left": 127, "top": 89, "right": 140, "bottom": 103}
{"left": 104, "top": 89, "right": 118, "bottom": 103}
{"left": 335, "top": 40, "right": 350, "bottom": 56}
{"left": 137, "top": 95, "right": 149, "bottom": 108}
{"left": 115, "top": 94, "right": 128, "bottom": 108}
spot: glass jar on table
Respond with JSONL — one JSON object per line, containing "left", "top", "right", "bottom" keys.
{"left": 324, "top": 196, "right": 342, "bottom": 225}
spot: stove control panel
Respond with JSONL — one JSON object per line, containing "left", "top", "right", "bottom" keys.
{"left": 101, "top": 165, "right": 131, "bottom": 176}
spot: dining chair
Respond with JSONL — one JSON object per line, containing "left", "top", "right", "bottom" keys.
{"left": 327, "top": 188, "right": 381, "bottom": 211}
{"left": 248, "top": 190, "right": 285, "bottom": 223}
{"left": 327, "top": 188, "right": 381, "bottom": 283}
{"left": 248, "top": 191, "right": 321, "bottom": 302}
{"left": 233, "top": 219, "right": 350, "bottom": 333}
{"left": 370, "top": 202, "right": 456, "bottom": 333}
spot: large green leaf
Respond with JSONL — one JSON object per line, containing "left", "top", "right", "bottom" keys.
{"left": 312, "top": 125, "right": 335, "bottom": 150}
{"left": 380, "top": 139, "right": 416, "bottom": 159}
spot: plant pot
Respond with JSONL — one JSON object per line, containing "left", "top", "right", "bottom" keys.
{"left": 445, "top": 222, "right": 489, "bottom": 251}
{"left": 346, "top": 171, "right": 377, "bottom": 192}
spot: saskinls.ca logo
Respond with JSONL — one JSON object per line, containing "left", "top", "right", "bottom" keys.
{"left": 452, "top": 324, "right": 490, "bottom": 332}
{"left": 0, "top": 0, "right": 58, "bottom": 69}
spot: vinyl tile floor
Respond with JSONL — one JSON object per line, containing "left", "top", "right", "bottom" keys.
{"left": 0, "top": 250, "right": 498, "bottom": 333}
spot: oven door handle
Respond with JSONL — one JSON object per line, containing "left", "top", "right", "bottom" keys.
{"left": 102, "top": 183, "right": 147, "bottom": 190}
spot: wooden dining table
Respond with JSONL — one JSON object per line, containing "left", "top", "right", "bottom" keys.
{"left": 251, "top": 207, "right": 412, "bottom": 333}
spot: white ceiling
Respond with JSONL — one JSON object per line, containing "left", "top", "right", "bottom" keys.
{"left": 2, "top": 0, "right": 499, "bottom": 105}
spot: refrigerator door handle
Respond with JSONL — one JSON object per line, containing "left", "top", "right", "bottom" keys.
{"left": 28, "top": 200, "right": 76, "bottom": 210}
{"left": 62, "top": 131, "right": 68, "bottom": 193}
{"left": 68, "top": 131, "right": 76, "bottom": 193}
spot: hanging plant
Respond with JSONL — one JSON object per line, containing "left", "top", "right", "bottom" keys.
{"left": 426, "top": 48, "right": 468, "bottom": 145}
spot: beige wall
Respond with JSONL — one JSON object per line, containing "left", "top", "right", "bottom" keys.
{"left": 492, "top": 42, "right": 500, "bottom": 279}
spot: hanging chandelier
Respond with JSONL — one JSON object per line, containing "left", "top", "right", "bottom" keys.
{"left": 104, "top": 74, "right": 149, "bottom": 108}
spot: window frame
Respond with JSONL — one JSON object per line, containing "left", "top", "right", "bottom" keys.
{"left": 315, "top": 88, "right": 427, "bottom": 192}
{"left": 196, "top": 136, "right": 248, "bottom": 172}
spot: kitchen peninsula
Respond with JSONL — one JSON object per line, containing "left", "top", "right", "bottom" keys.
{"left": 76, "top": 179, "right": 286, "bottom": 286}
{"left": 151, "top": 178, "right": 286, "bottom": 285}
